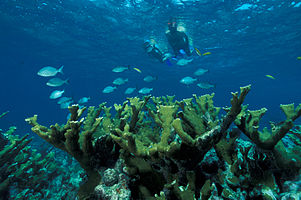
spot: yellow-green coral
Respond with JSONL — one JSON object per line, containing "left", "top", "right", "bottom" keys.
{"left": 235, "top": 103, "right": 301, "bottom": 150}
{"left": 24, "top": 84, "right": 301, "bottom": 199}
{"left": 215, "top": 129, "right": 239, "bottom": 165}
{"left": 108, "top": 85, "right": 251, "bottom": 198}
{"left": 26, "top": 105, "right": 103, "bottom": 199}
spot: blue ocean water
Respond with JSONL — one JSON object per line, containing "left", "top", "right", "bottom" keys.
{"left": 1, "top": 0, "right": 301, "bottom": 199}
{"left": 1, "top": 0, "right": 300, "bottom": 135}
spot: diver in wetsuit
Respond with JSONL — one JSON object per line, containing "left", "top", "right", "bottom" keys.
{"left": 143, "top": 40, "right": 167, "bottom": 63}
{"left": 165, "top": 19, "right": 191, "bottom": 57}
{"left": 143, "top": 18, "right": 191, "bottom": 64}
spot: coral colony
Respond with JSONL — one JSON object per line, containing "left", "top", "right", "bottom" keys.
{"left": 1, "top": 85, "right": 300, "bottom": 199}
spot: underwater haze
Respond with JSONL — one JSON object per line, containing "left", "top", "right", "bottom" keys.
{"left": 0, "top": 0, "right": 300, "bottom": 132}
{"left": 1, "top": 0, "right": 301, "bottom": 199}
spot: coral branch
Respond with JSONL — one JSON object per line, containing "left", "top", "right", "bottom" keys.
{"left": 195, "top": 85, "right": 250, "bottom": 152}
{"left": 26, "top": 104, "right": 103, "bottom": 199}
{"left": 235, "top": 103, "right": 301, "bottom": 150}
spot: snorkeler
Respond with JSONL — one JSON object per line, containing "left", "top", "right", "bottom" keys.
{"left": 143, "top": 40, "right": 169, "bottom": 63}
{"left": 165, "top": 18, "right": 192, "bottom": 57}
{"left": 143, "top": 18, "right": 191, "bottom": 65}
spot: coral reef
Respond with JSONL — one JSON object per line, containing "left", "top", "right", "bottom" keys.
{"left": 25, "top": 104, "right": 120, "bottom": 199}
{"left": 25, "top": 85, "right": 301, "bottom": 199}
{"left": 288, "top": 124, "right": 301, "bottom": 146}
{"left": 46, "top": 149, "right": 85, "bottom": 200}
{"left": 0, "top": 111, "right": 81, "bottom": 199}
{"left": 93, "top": 159, "right": 131, "bottom": 200}
{"left": 0, "top": 115, "right": 59, "bottom": 199}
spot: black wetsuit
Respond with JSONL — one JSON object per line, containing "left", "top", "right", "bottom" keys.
{"left": 144, "top": 41, "right": 165, "bottom": 63}
{"left": 166, "top": 30, "right": 191, "bottom": 57}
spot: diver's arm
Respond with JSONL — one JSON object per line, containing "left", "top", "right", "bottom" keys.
{"left": 150, "top": 46, "right": 165, "bottom": 63}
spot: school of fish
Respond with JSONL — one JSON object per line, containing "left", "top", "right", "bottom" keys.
{"left": 38, "top": 48, "right": 218, "bottom": 110}
{"left": 37, "top": 65, "right": 90, "bottom": 109}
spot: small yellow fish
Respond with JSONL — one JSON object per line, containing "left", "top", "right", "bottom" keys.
{"left": 297, "top": 56, "right": 301, "bottom": 60}
{"left": 133, "top": 67, "right": 142, "bottom": 73}
{"left": 203, "top": 52, "right": 211, "bottom": 56}
{"left": 265, "top": 75, "right": 275, "bottom": 80}
{"left": 194, "top": 47, "right": 202, "bottom": 56}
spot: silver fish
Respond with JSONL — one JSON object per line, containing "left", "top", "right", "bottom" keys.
{"left": 143, "top": 75, "right": 157, "bottom": 83}
{"left": 194, "top": 68, "right": 208, "bottom": 76}
{"left": 46, "top": 78, "right": 69, "bottom": 87}
{"left": 50, "top": 90, "right": 64, "bottom": 99}
{"left": 38, "top": 65, "right": 64, "bottom": 77}
{"left": 112, "top": 66, "right": 129, "bottom": 73}
{"left": 176, "top": 58, "right": 193, "bottom": 66}
{"left": 78, "top": 97, "right": 90, "bottom": 104}
{"left": 197, "top": 82, "right": 215, "bottom": 89}
{"left": 60, "top": 100, "right": 73, "bottom": 109}
{"left": 124, "top": 87, "right": 136, "bottom": 94}
{"left": 57, "top": 97, "right": 72, "bottom": 104}
{"left": 113, "top": 78, "right": 128, "bottom": 85}
{"left": 138, "top": 87, "right": 153, "bottom": 95}
{"left": 180, "top": 77, "right": 197, "bottom": 85}
{"left": 102, "top": 86, "right": 117, "bottom": 93}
